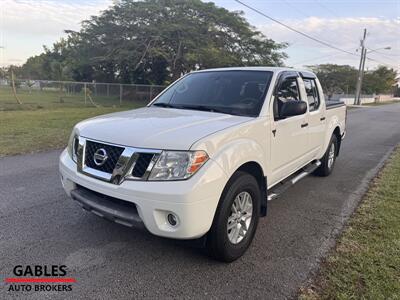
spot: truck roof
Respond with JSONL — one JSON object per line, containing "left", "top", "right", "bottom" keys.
{"left": 192, "top": 66, "right": 314, "bottom": 74}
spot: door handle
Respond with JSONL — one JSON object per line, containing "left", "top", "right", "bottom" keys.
{"left": 320, "top": 117, "right": 326, "bottom": 121}
{"left": 272, "top": 129, "right": 277, "bottom": 137}
{"left": 301, "top": 123, "right": 308, "bottom": 128}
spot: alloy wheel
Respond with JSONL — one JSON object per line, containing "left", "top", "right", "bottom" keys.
{"left": 227, "top": 191, "right": 253, "bottom": 244}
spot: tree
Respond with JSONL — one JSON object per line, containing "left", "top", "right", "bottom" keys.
{"left": 19, "top": 54, "right": 48, "bottom": 80}
{"left": 307, "top": 64, "right": 358, "bottom": 97}
{"left": 308, "top": 64, "right": 398, "bottom": 96}
{"left": 19, "top": 0, "right": 287, "bottom": 84}
{"left": 17, "top": 38, "right": 74, "bottom": 82}
{"left": 0, "top": 67, "right": 8, "bottom": 79}
{"left": 363, "top": 66, "right": 397, "bottom": 94}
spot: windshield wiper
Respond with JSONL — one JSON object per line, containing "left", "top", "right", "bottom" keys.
{"left": 152, "top": 102, "right": 178, "bottom": 108}
{"left": 173, "top": 104, "right": 229, "bottom": 115}
{"left": 153, "top": 103, "right": 242, "bottom": 116}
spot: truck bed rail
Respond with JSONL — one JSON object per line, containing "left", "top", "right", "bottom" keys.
{"left": 326, "top": 100, "right": 345, "bottom": 109}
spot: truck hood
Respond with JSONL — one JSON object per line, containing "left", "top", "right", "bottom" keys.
{"left": 76, "top": 107, "right": 251, "bottom": 150}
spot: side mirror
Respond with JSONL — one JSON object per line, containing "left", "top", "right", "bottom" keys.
{"left": 280, "top": 101, "right": 307, "bottom": 118}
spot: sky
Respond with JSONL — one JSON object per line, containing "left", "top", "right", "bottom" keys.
{"left": 1, "top": 0, "right": 399, "bottom": 71}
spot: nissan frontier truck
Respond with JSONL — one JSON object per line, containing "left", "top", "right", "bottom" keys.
{"left": 60, "top": 67, "right": 346, "bottom": 262}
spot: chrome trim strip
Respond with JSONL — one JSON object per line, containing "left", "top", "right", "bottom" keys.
{"left": 143, "top": 153, "right": 161, "bottom": 180}
{"left": 124, "top": 152, "right": 161, "bottom": 182}
{"left": 76, "top": 136, "right": 161, "bottom": 184}
{"left": 82, "top": 167, "right": 112, "bottom": 181}
{"left": 76, "top": 136, "right": 86, "bottom": 173}
{"left": 111, "top": 148, "right": 137, "bottom": 184}
{"left": 71, "top": 136, "right": 79, "bottom": 162}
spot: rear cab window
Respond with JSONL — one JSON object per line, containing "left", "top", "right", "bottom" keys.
{"left": 303, "top": 78, "right": 320, "bottom": 112}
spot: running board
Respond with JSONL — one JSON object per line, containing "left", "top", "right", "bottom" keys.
{"left": 267, "top": 160, "right": 321, "bottom": 201}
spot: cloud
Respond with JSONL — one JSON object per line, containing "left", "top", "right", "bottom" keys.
{"left": 1, "top": 1, "right": 399, "bottom": 70}
{"left": 259, "top": 17, "right": 400, "bottom": 69}
{"left": 2, "top": 0, "right": 112, "bottom": 37}
{"left": 1, "top": 0, "right": 112, "bottom": 66}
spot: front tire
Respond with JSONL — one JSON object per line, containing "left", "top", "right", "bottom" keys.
{"left": 315, "top": 134, "right": 338, "bottom": 177}
{"left": 206, "top": 171, "right": 261, "bottom": 262}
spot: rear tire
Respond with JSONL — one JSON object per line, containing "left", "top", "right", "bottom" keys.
{"left": 206, "top": 171, "right": 260, "bottom": 262}
{"left": 315, "top": 134, "right": 338, "bottom": 177}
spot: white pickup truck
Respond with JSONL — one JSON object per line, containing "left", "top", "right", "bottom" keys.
{"left": 60, "top": 67, "right": 346, "bottom": 261}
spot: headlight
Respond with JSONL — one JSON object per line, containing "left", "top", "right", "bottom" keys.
{"left": 148, "top": 150, "right": 209, "bottom": 181}
{"left": 67, "top": 129, "right": 79, "bottom": 163}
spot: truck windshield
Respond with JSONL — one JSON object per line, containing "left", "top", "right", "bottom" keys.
{"left": 151, "top": 70, "right": 273, "bottom": 117}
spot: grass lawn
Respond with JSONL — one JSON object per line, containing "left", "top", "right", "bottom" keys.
{"left": 0, "top": 85, "right": 147, "bottom": 156}
{"left": 300, "top": 147, "right": 400, "bottom": 299}
{"left": 0, "top": 86, "right": 148, "bottom": 111}
{"left": 363, "top": 100, "right": 400, "bottom": 106}
{"left": 0, "top": 106, "right": 140, "bottom": 157}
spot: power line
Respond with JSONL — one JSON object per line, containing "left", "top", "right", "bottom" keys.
{"left": 233, "top": 0, "right": 359, "bottom": 58}
{"left": 281, "top": 0, "right": 361, "bottom": 63}
{"left": 291, "top": 49, "right": 355, "bottom": 66}
{"left": 363, "top": 47, "right": 400, "bottom": 68}
{"left": 233, "top": 0, "right": 398, "bottom": 70}
{"left": 281, "top": 0, "right": 312, "bottom": 19}
{"left": 313, "top": 0, "right": 341, "bottom": 19}
{"left": 365, "top": 56, "right": 399, "bottom": 69}
{"left": 367, "top": 48, "right": 400, "bottom": 58}
{"left": 312, "top": 0, "right": 358, "bottom": 45}
{"left": 373, "top": 52, "right": 400, "bottom": 57}
{"left": 291, "top": 49, "right": 398, "bottom": 69}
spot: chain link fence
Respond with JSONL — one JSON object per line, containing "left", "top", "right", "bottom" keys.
{"left": 1, "top": 79, "right": 396, "bottom": 111}
{"left": 0, "top": 79, "right": 166, "bottom": 110}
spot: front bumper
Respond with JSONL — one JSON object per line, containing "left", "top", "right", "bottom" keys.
{"left": 59, "top": 149, "right": 227, "bottom": 239}
{"left": 70, "top": 185, "right": 145, "bottom": 228}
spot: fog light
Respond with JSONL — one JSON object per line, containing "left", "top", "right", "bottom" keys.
{"left": 167, "top": 213, "right": 178, "bottom": 226}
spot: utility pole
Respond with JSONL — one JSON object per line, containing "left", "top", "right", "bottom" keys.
{"left": 354, "top": 28, "right": 367, "bottom": 105}
{"left": 358, "top": 48, "right": 367, "bottom": 105}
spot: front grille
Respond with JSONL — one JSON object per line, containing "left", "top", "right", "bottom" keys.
{"left": 85, "top": 140, "right": 124, "bottom": 173}
{"left": 132, "top": 153, "right": 155, "bottom": 178}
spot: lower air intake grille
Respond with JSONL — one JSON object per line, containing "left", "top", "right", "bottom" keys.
{"left": 132, "top": 153, "right": 155, "bottom": 178}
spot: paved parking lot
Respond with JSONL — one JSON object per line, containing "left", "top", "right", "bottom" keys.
{"left": 1, "top": 104, "right": 400, "bottom": 299}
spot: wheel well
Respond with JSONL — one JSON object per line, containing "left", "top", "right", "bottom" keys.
{"left": 236, "top": 162, "right": 267, "bottom": 217}
{"left": 333, "top": 127, "right": 342, "bottom": 156}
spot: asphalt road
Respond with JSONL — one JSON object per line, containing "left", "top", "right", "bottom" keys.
{"left": 1, "top": 103, "right": 400, "bottom": 299}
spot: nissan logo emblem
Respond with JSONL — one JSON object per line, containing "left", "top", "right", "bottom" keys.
{"left": 93, "top": 148, "right": 108, "bottom": 166}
